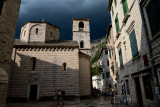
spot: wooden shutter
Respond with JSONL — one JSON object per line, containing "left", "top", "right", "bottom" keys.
{"left": 119, "top": 49, "right": 123, "bottom": 67}
{"left": 115, "top": 17, "right": 120, "bottom": 33}
{"left": 122, "top": 0, "right": 128, "bottom": 16}
{"left": 129, "top": 30, "right": 139, "bottom": 58}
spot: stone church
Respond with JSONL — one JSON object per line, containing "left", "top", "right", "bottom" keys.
{"left": 8, "top": 19, "right": 91, "bottom": 101}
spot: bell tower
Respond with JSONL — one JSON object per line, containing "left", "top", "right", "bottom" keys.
{"left": 72, "top": 19, "right": 91, "bottom": 56}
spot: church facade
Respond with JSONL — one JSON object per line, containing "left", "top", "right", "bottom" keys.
{"left": 8, "top": 19, "right": 91, "bottom": 101}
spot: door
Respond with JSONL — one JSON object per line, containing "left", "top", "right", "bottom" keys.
{"left": 29, "top": 85, "right": 37, "bottom": 101}
{"left": 135, "top": 77, "right": 143, "bottom": 107}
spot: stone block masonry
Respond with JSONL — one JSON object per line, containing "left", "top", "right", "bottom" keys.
{"left": 0, "top": 0, "right": 21, "bottom": 107}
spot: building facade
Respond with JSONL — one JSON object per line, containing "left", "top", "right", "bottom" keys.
{"left": 8, "top": 20, "right": 91, "bottom": 101}
{"left": 72, "top": 19, "right": 91, "bottom": 56}
{"left": 100, "top": 48, "right": 111, "bottom": 89}
{"left": 108, "top": 0, "right": 159, "bottom": 106}
{"left": 106, "top": 24, "right": 118, "bottom": 92}
{"left": 0, "top": 0, "right": 21, "bottom": 107}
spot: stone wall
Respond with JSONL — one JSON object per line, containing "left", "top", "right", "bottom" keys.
{"left": 79, "top": 53, "right": 91, "bottom": 96}
{"left": 0, "top": 0, "right": 21, "bottom": 107}
{"left": 72, "top": 19, "right": 91, "bottom": 56}
{"left": 20, "top": 22, "right": 60, "bottom": 43}
{"left": 8, "top": 46, "right": 80, "bottom": 100}
{"left": 109, "top": 0, "right": 157, "bottom": 106}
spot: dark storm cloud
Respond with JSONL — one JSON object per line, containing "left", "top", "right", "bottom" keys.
{"left": 15, "top": 0, "right": 111, "bottom": 41}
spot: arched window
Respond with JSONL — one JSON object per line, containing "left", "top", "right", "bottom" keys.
{"left": 80, "top": 41, "right": 84, "bottom": 48}
{"left": 31, "top": 57, "right": 36, "bottom": 71}
{"left": 50, "top": 31, "right": 52, "bottom": 37}
{"left": 79, "top": 22, "right": 84, "bottom": 31}
{"left": 35, "top": 28, "right": 38, "bottom": 34}
{"left": 0, "top": 0, "right": 4, "bottom": 15}
{"left": 63, "top": 63, "right": 67, "bottom": 71}
{"left": 24, "top": 31, "right": 26, "bottom": 37}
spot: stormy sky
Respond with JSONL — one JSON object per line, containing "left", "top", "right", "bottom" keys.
{"left": 15, "top": 0, "right": 111, "bottom": 41}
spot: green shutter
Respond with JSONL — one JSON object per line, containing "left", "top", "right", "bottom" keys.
{"left": 129, "top": 30, "right": 139, "bottom": 58}
{"left": 109, "top": 50, "right": 111, "bottom": 58}
{"left": 115, "top": 17, "right": 120, "bottom": 33}
{"left": 122, "top": 0, "right": 128, "bottom": 16}
{"left": 119, "top": 49, "right": 123, "bottom": 67}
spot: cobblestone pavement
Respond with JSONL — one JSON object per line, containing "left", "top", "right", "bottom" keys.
{"left": 6, "top": 97, "right": 128, "bottom": 107}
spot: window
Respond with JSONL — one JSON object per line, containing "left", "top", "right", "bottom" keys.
{"left": 111, "top": 6, "right": 114, "bottom": 16}
{"left": 119, "top": 48, "right": 123, "bottom": 67}
{"left": 115, "top": 17, "right": 120, "bottom": 33}
{"left": 129, "top": 30, "right": 139, "bottom": 58}
{"left": 63, "top": 63, "right": 67, "bottom": 71}
{"left": 79, "top": 22, "right": 84, "bottom": 31}
{"left": 105, "top": 50, "right": 108, "bottom": 55}
{"left": 143, "top": 75, "right": 154, "bottom": 100}
{"left": 102, "top": 74, "right": 105, "bottom": 79}
{"left": 31, "top": 57, "right": 36, "bottom": 71}
{"left": 109, "top": 50, "right": 111, "bottom": 58}
{"left": 106, "top": 72, "right": 110, "bottom": 78}
{"left": 80, "top": 41, "right": 84, "bottom": 48}
{"left": 146, "top": 0, "right": 160, "bottom": 37}
{"left": 107, "top": 61, "right": 109, "bottom": 66}
{"left": 50, "top": 31, "right": 52, "bottom": 37}
{"left": 122, "top": 0, "right": 128, "bottom": 16}
{"left": 35, "top": 28, "right": 39, "bottom": 34}
{"left": 0, "top": 0, "right": 4, "bottom": 15}
{"left": 125, "top": 79, "right": 130, "bottom": 95}
{"left": 109, "top": 84, "right": 112, "bottom": 88}
{"left": 114, "top": 0, "right": 117, "bottom": 6}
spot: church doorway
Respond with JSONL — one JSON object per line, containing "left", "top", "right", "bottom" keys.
{"left": 29, "top": 85, "right": 37, "bottom": 101}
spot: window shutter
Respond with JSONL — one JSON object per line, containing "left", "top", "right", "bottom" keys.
{"left": 122, "top": 0, "right": 128, "bottom": 16}
{"left": 109, "top": 50, "right": 111, "bottom": 58}
{"left": 119, "top": 49, "right": 123, "bottom": 67}
{"left": 146, "top": 1, "right": 160, "bottom": 37}
{"left": 129, "top": 30, "right": 139, "bottom": 58}
{"left": 115, "top": 17, "right": 120, "bottom": 33}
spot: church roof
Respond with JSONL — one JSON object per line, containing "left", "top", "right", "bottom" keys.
{"left": 14, "top": 39, "right": 79, "bottom": 48}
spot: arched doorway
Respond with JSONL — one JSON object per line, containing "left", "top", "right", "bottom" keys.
{"left": 27, "top": 75, "right": 40, "bottom": 101}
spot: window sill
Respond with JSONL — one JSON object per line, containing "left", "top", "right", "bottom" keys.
{"left": 151, "top": 32, "right": 160, "bottom": 43}
{"left": 122, "top": 12, "right": 130, "bottom": 24}
{"left": 132, "top": 55, "right": 140, "bottom": 61}
{"left": 116, "top": 32, "right": 121, "bottom": 39}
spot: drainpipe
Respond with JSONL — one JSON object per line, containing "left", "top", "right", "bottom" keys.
{"left": 137, "top": 0, "right": 160, "bottom": 101}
